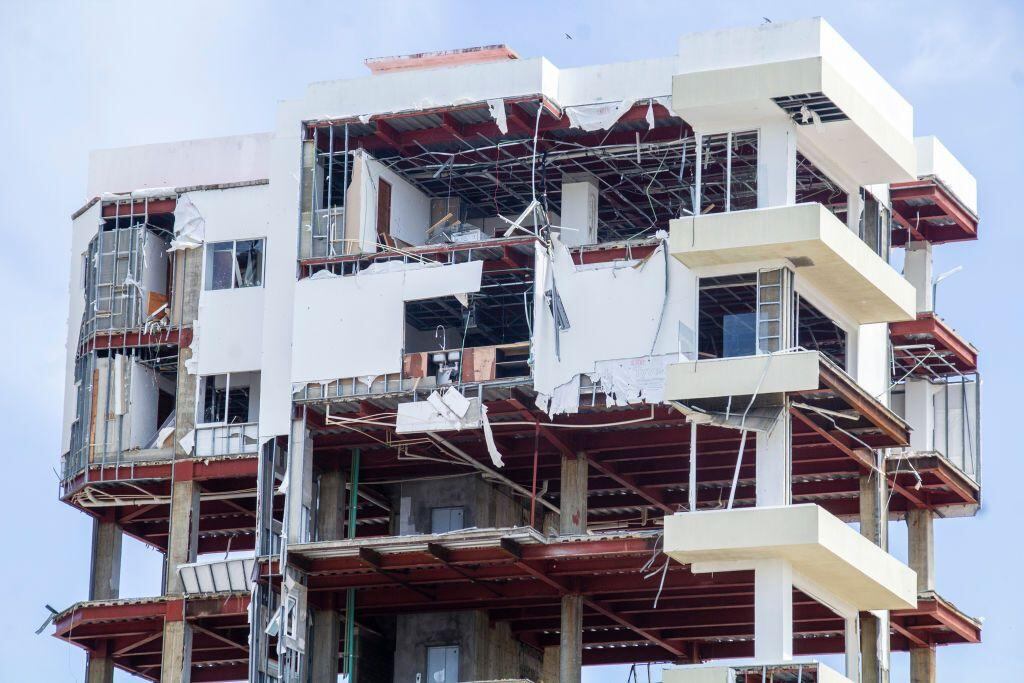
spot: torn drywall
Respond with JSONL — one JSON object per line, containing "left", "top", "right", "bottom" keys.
{"left": 531, "top": 237, "right": 696, "bottom": 415}
{"left": 591, "top": 353, "right": 676, "bottom": 407}
{"left": 291, "top": 260, "right": 483, "bottom": 385}
{"left": 169, "top": 193, "right": 205, "bottom": 251}
{"left": 565, "top": 99, "right": 636, "bottom": 132}
{"left": 487, "top": 98, "right": 509, "bottom": 134}
{"left": 395, "top": 388, "right": 482, "bottom": 434}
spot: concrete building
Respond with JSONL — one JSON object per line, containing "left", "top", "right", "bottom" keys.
{"left": 54, "top": 18, "right": 982, "bottom": 683}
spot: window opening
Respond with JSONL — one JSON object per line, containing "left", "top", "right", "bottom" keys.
{"left": 205, "top": 239, "right": 264, "bottom": 290}
{"left": 795, "top": 294, "right": 847, "bottom": 368}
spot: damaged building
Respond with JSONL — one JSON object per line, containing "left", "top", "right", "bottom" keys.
{"left": 55, "top": 19, "right": 983, "bottom": 683}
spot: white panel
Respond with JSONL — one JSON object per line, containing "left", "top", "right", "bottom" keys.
{"left": 532, "top": 239, "right": 696, "bottom": 413}
{"left": 87, "top": 134, "right": 271, "bottom": 197}
{"left": 290, "top": 261, "right": 482, "bottom": 384}
{"left": 195, "top": 287, "right": 265, "bottom": 374}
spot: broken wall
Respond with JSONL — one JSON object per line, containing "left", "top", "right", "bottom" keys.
{"left": 290, "top": 260, "right": 483, "bottom": 385}
{"left": 532, "top": 238, "right": 696, "bottom": 414}
{"left": 346, "top": 151, "right": 431, "bottom": 250}
{"left": 393, "top": 474, "right": 525, "bottom": 536}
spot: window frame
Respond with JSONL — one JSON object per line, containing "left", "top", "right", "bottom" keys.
{"left": 203, "top": 238, "right": 266, "bottom": 291}
{"left": 196, "top": 372, "right": 257, "bottom": 426}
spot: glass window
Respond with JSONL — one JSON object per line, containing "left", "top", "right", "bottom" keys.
{"left": 198, "top": 373, "right": 257, "bottom": 424}
{"left": 430, "top": 507, "right": 465, "bottom": 534}
{"left": 426, "top": 645, "right": 459, "bottom": 683}
{"left": 205, "top": 239, "right": 264, "bottom": 290}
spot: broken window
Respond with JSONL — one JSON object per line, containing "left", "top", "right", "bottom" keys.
{"left": 426, "top": 645, "right": 460, "bottom": 683}
{"left": 198, "top": 372, "right": 260, "bottom": 424}
{"left": 205, "top": 239, "right": 264, "bottom": 290}
{"left": 430, "top": 506, "right": 466, "bottom": 533}
{"left": 859, "top": 188, "right": 891, "bottom": 261}
{"left": 795, "top": 294, "right": 847, "bottom": 368}
{"left": 796, "top": 152, "right": 847, "bottom": 223}
{"left": 696, "top": 131, "right": 758, "bottom": 214}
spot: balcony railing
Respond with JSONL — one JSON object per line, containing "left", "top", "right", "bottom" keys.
{"left": 194, "top": 422, "right": 259, "bottom": 457}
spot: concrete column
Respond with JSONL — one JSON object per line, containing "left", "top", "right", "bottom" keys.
{"left": 310, "top": 468, "right": 346, "bottom": 681}
{"left": 756, "top": 410, "right": 791, "bottom": 507}
{"left": 756, "top": 121, "right": 797, "bottom": 208}
{"left": 753, "top": 559, "right": 793, "bottom": 661}
{"left": 904, "top": 379, "right": 934, "bottom": 452}
{"left": 86, "top": 643, "right": 115, "bottom": 683}
{"left": 541, "top": 645, "right": 560, "bottom": 683}
{"left": 559, "top": 594, "right": 583, "bottom": 683}
{"left": 310, "top": 597, "right": 341, "bottom": 682}
{"left": 286, "top": 418, "right": 314, "bottom": 545}
{"left": 860, "top": 463, "right": 890, "bottom": 683}
{"left": 164, "top": 479, "right": 200, "bottom": 594}
{"left": 903, "top": 241, "right": 933, "bottom": 313}
{"left": 910, "top": 646, "right": 936, "bottom": 683}
{"left": 160, "top": 619, "right": 193, "bottom": 683}
{"left": 559, "top": 173, "right": 599, "bottom": 246}
{"left": 558, "top": 453, "right": 587, "bottom": 683}
{"left": 88, "top": 514, "right": 122, "bottom": 600}
{"left": 559, "top": 452, "right": 588, "bottom": 535}
{"left": 908, "top": 508, "right": 935, "bottom": 592}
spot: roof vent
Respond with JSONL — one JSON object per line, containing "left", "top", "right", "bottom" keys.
{"left": 365, "top": 44, "right": 519, "bottom": 74}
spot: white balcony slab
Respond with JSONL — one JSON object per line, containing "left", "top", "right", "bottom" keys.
{"left": 665, "top": 350, "right": 820, "bottom": 403}
{"left": 664, "top": 504, "right": 917, "bottom": 610}
{"left": 670, "top": 203, "right": 916, "bottom": 324}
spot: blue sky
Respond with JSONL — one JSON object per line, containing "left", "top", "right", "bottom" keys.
{"left": 1, "top": 1, "right": 1021, "bottom": 680}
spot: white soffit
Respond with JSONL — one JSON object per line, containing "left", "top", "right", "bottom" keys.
{"left": 177, "top": 557, "right": 255, "bottom": 594}
{"left": 664, "top": 350, "right": 820, "bottom": 403}
{"left": 664, "top": 504, "right": 917, "bottom": 610}
{"left": 669, "top": 204, "right": 916, "bottom": 324}
{"left": 673, "top": 19, "right": 915, "bottom": 184}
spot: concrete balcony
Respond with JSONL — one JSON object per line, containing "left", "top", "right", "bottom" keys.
{"left": 664, "top": 504, "right": 917, "bottom": 611}
{"left": 670, "top": 203, "right": 916, "bottom": 324}
{"left": 673, "top": 18, "right": 916, "bottom": 185}
{"left": 665, "top": 349, "right": 820, "bottom": 403}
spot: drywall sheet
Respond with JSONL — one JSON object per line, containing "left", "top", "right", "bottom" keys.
{"left": 532, "top": 238, "right": 696, "bottom": 414}
{"left": 195, "top": 287, "right": 265, "bottom": 375}
{"left": 592, "top": 354, "right": 676, "bottom": 407}
{"left": 291, "top": 260, "right": 483, "bottom": 384}
{"left": 346, "top": 151, "right": 431, "bottom": 251}
{"left": 395, "top": 390, "right": 482, "bottom": 434}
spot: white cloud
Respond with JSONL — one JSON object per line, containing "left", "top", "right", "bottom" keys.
{"left": 900, "top": 6, "right": 1019, "bottom": 86}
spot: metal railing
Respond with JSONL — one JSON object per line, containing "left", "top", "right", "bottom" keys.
{"left": 194, "top": 422, "right": 260, "bottom": 457}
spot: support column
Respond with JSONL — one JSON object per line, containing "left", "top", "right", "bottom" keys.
{"left": 85, "top": 643, "right": 115, "bottom": 683}
{"left": 541, "top": 646, "right": 560, "bottom": 683}
{"left": 859, "top": 461, "right": 890, "bottom": 683}
{"left": 310, "top": 467, "right": 346, "bottom": 681}
{"left": 86, "top": 513, "right": 122, "bottom": 683}
{"left": 756, "top": 121, "right": 797, "bottom": 208}
{"left": 755, "top": 409, "right": 791, "bottom": 507}
{"left": 160, "top": 233, "right": 204, "bottom": 683}
{"left": 903, "top": 241, "right": 933, "bottom": 313}
{"left": 559, "top": 452, "right": 587, "bottom": 683}
{"left": 559, "top": 594, "right": 584, "bottom": 683}
{"left": 908, "top": 508, "right": 936, "bottom": 683}
{"left": 89, "top": 513, "right": 122, "bottom": 600}
{"left": 753, "top": 559, "right": 793, "bottom": 662}
{"left": 910, "top": 647, "right": 936, "bottom": 683}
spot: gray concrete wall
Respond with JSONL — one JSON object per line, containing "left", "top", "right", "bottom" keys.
{"left": 394, "top": 474, "right": 527, "bottom": 535}
{"left": 392, "top": 611, "right": 540, "bottom": 683}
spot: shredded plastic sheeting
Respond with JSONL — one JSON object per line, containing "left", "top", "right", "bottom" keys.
{"left": 565, "top": 99, "right": 636, "bottom": 131}
{"left": 591, "top": 354, "right": 676, "bottom": 407}
{"left": 487, "top": 98, "right": 508, "bottom": 134}
{"left": 168, "top": 193, "right": 205, "bottom": 251}
{"left": 480, "top": 404, "right": 504, "bottom": 468}
{"left": 396, "top": 389, "right": 482, "bottom": 434}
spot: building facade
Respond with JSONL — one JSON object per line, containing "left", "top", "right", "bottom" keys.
{"left": 55, "top": 18, "right": 982, "bottom": 683}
